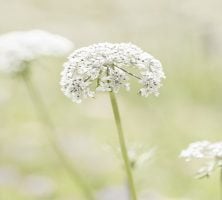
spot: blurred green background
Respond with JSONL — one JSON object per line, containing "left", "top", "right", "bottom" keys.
{"left": 0, "top": 0, "right": 222, "bottom": 199}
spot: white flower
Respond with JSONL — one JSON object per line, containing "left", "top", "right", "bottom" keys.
{"left": 107, "top": 143, "right": 155, "bottom": 170}
{"left": 96, "top": 185, "right": 129, "bottom": 200}
{"left": 127, "top": 145, "right": 156, "bottom": 169}
{"left": 20, "top": 175, "right": 56, "bottom": 198}
{"left": 0, "top": 166, "right": 21, "bottom": 187}
{"left": 60, "top": 43, "right": 165, "bottom": 103}
{"left": 0, "top": 30, "right": 74, "bottom": 73}
{"left": 180, "top": 141, "right": 222, "bottom": 178}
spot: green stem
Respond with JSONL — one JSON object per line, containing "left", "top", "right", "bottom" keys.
{"left": 220, "top": 167, "right": 222, "bottom": 200}
{"left": 109, "top": 92, "right": 137, "bottom": 200}
{"left": 20, "top": 71, "right": 94, "bottom": 200}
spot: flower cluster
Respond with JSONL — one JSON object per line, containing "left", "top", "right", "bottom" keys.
{"left": 60, "top": 43, "right": 165, "bottom": 103}
{"left": 0, "top": 30, "right": 74, "bottom": 73}
{"left": 180, "top": 141, "right": 222, "bottom": 178}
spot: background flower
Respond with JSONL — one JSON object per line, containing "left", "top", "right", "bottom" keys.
{"left": 0, "top": 30, "right": 74, "bottom": 73}
{"left": 180, "top": 141, "right": 222, "bottom": 178}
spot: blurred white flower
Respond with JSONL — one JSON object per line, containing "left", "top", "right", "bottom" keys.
{"left": 127, "top": 145, "right": 156, "bottom": 169}
{"left": 59, "top": 134, "right": 118, "bottom": 175}
{"left": 96, "top": 185, "right": 129, "bottom": 200}
{"left": 1, "top": 134, "right": 44, "bottom": 164}
{"left": 20, "top": 174, "right": 56, "bottom": 198}
{"left": 97, "top": 186, "right": 186, "bottom": 200}
{"left": 0, "top": 165, "right": 21, "bottom": 187}
{"left": 0, "top": 30, "right": 74, "bottom": 73}
{"left": 140, "top": 190, "right": 190, "bottom": 200}
{"left": 60, "top": 42, "right": 165, "bottom": 103}
{"left": 139, "top": 190, "right": 165, "bottom": 200}
{"left": 180, "top": 140, "right": 222, "bottom": 178}
{"left": 103, "top": 143, "right": 155, "bottom": 171}
{"left": 0, "top": 87, "right": 11, "bottom": 104}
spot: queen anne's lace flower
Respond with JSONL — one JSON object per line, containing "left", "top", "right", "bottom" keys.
{"left": 180, "top": 141, "right": 222, "bottom": 178}
{"left": 60, "top": 43, "right": 165, "bottom": 103}
{"left": 0, "top": 30, "right": 74, "bottom": 73}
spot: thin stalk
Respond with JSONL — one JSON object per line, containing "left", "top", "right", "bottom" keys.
{"left": 109, "top": 92, "right": 137, "bottom": 200}
{"left": 115, "top": 66, "right": 141, "bottom": 80}
{"left": 20, "top": 71, "right": 94, "bottom": 200}
{"left": 220, "top": 167, "right": 222, "bottom": 200}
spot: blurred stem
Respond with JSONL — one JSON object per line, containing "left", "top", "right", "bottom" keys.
{"left": 220, "top": 167, "right": 222, "bottom": 200}
{"left": 20, "top": 70, "right": 94, "bottom": 200}
{"left": 109, "top": 92, "right": 138, "bottom": 200}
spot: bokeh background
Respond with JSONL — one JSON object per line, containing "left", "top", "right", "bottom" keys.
{"left": 0, "top": 0, "right": 222, "bottom": 199}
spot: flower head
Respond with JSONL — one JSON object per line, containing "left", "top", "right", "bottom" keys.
{"left": 0, "top": 30, "right": 74, "bottom": 73}
{"left": 180, "top": 141, "right": 222, "bottom": 178}
{"left": 60, "top": 43, "right": 165, "bottom": 103}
